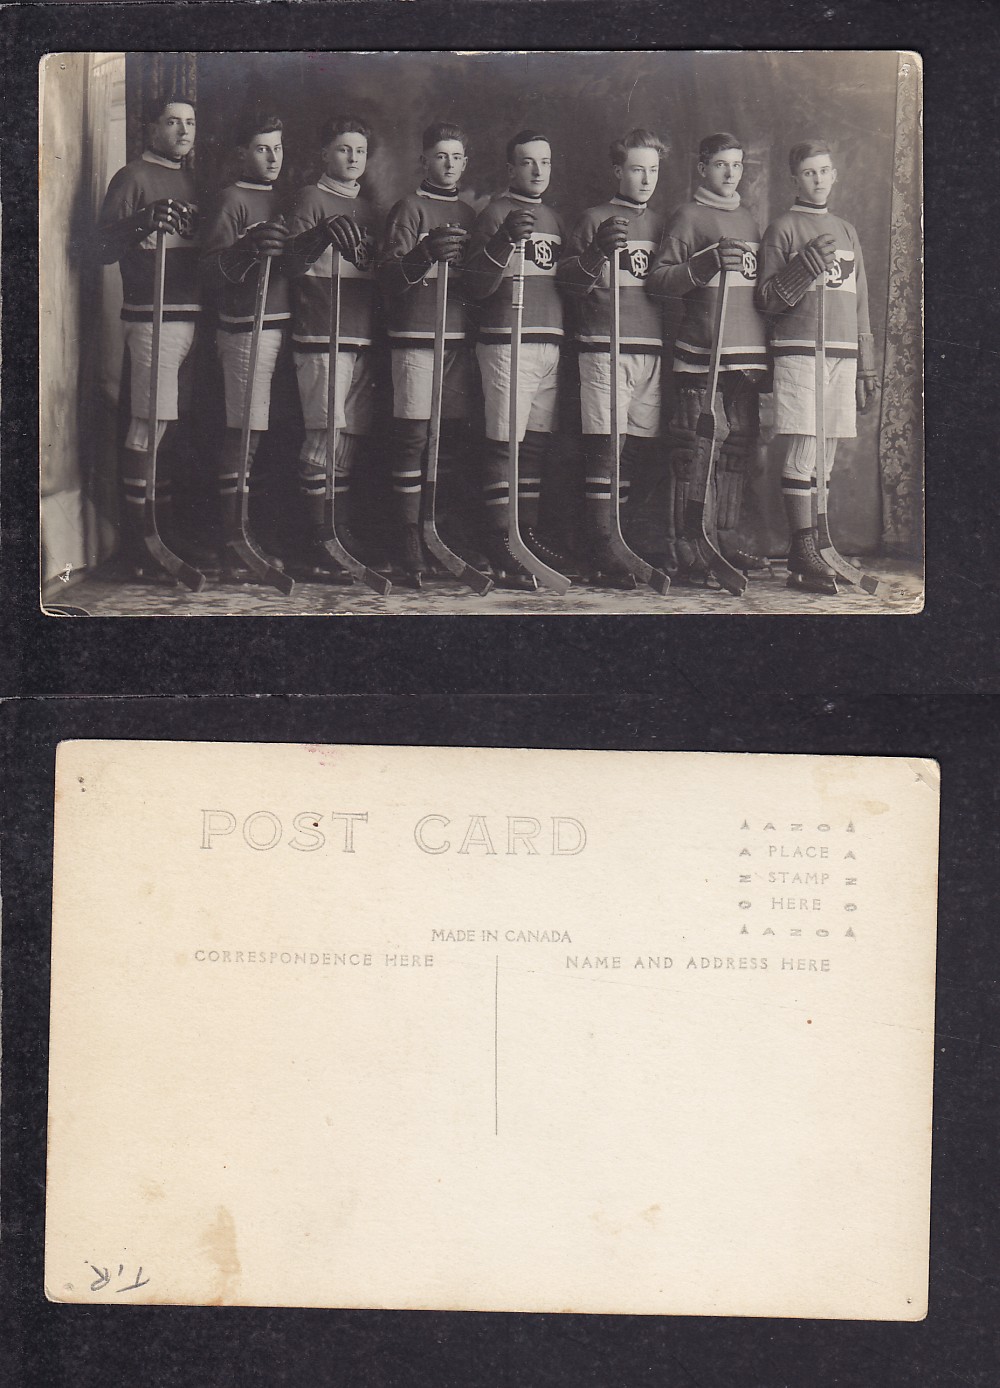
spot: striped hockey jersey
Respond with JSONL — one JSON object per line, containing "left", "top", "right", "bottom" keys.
{"left": 377, "top": 185, "right": 477, "bottom": 348}
{"left": 200, "top": 181, "right": 291, "bottom": 332}
{"left": 98, "top": 152, "right": 201, "bottom": 323}
{"left": 645, "top": 190, "right": 766, "bottom": 374}
{"left": 463, "top": 192, "right": 564, "bottom": 345}
{"left": 557, "top": 197, "right": 665, "bottom": 351}
{"left": 755, "top": 203, "right": 871, "bottom": 361}
{"left": 285, "top": 176, "right": 379, "bottom": 351}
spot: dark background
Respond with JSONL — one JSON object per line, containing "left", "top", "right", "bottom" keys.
{"left": 185, "top": 49, "right": 900, "bottom": 557}
{"left": 2, "top": 0, "right": 999, "bottom": 1384}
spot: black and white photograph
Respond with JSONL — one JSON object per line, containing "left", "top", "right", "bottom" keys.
{"left": 39, "top": 49, "right": 923, "bottom": 616}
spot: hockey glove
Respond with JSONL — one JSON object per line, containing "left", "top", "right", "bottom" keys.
{"left": 717, "top": 238, "right": 753, "bottom": 274}
{"left": 486, "top": 207, "right": 537, "bottom": 263}
{"left": 686, "top": 243, "right": 722, "bottom": 288}
{"left": 579, "top": 216, "right": 629, "bottom": 275}
{"left": 325, "top": 214, "right": 364, "bottom": 263}
{"left": 800, "top": 233, "right": 837, "bottom": 278}
{"left": 768, "top": 235, "right": 838, "bottom": 308}
{"left": 138, "top": 198, "right": 186, "bottom": 237}
{"left": 218, "top": 221, "right": 288, "bottom": 282}
{"left": 426, "top": 223, "right": 471, "bottom": 264}
{"left": 856, "top": 332, "right": 880, "bottom": 412}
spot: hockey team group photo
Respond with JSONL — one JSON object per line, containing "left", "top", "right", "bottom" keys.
{"left": 39, "top": 49, "right": 923, "bottom": 615}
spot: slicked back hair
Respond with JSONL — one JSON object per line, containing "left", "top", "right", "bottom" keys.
{"left": 423, "top": 121, "right": 469, "bottom": 154}
{"left": 506, "top": 129, "right": 549, "bottom": 163}
{"left": 319, "top": 115, "right": 371, "bottom": 149}
{"left": 610, "top": 128, "right": 667, "bottom": 166}
{"left": 789, "top": 139, "right": 833, "bottom": 174}
{"left": 698, "top": 132, "right": 743, "bottom": 166}
{"left": 235, "top": 112, "right": 283, "bottom": 149}
{"left": 145, "top": 93, "right": 195, "bottom": 128}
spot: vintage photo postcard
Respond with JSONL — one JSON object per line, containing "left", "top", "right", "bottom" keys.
{"left": 46, "top": 742, "right": 939, "bottom": 1316}
{"left": 39, "top": 50, "right": 922, "bottom": 617}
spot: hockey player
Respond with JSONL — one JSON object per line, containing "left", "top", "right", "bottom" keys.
{"left": 755, "top": 139, "right": 879, "bottom": 595}
{"left": 463, "top": 129, "right": 567, "bottom": 587}
{"left": 97, "top": 94, "right": 202, "bottom": 582}
{"left": 558, "top": 128, "right": 667, "bottom": 584}
{"left": 645, "top": 132, "right": 768, "bottom": 582}
{"left": 284, "top": 115, "right": 380, "bottom": 583}
{"left": 377, "top": 122, "right": 476, "bottom": 584}
{"left": 200, "top": 111, "right": 290, "bottom": 581}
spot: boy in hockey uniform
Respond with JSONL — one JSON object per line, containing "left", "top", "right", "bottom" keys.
{"left": 463, "top": 129, "right": 566, "bottom": 586}
{"left": 201, "top": 112, "right": 290, "bottom": 581}
{"left": 97, "top": 95, "right": 201, "bottom": 581}
{"left": 755, "top": 139, "right": 879, "bottom": 594}
{"left": 377, "top": 122, "right": 476, "bottom": 583}
{"left": 284, "top": 116, "right": 380, "bottom": 582}
{"left": 558, "top": 128, "right": 667, "bottom": 584}
{"left": 645, "top": 132, "right": 767, "bottom": 582}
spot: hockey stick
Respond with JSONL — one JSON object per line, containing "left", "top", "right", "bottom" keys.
{"left": 506, "top": 239, "right": 571, "bottom": 594}
{"left": 227, "top": 255, "right": 295, "bottom": 595}
{"left": 682, "top": 268, "right": 747, "bottom": 597}
{"left": 814, "top": 280, "right": 894, "bottom": 598}
{"left": 324, "top": 248, "right": 392, "bottom": 596}
{"left": 421, "top": 257, "right": 493, "bottom": 594}
{"left": 144, "top": 227, "right": 205, "bottom": 592}
{"left": 607, "top": 249, "right": 670, "bottom": 594}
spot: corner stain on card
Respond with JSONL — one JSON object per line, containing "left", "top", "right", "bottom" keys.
{"left": 202, "top": 1206, "right": 240, "bottom": 1303}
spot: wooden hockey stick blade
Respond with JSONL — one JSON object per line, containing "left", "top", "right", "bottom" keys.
{"left": 143, "top": 531, "right": 206, "bottom": 593}
{"left": 507, "top": 532, "right": 571, "bottom": 595}
{"left": 604, "top": 532, "right": 671, "bottom": 594}
{"left": 817, "top": 536, "right": 894, "bottom": 598}
{"left": 321, "top": 533, "right": 392, "bottom": 596}
{"left": 227, "top": 537, "right": 296, "bottom": 596}
{"left": 421, "top": 521, "right": 494, "bottom": 595}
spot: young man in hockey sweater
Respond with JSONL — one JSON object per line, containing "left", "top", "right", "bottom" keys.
{"left": 463, "top": 129, "right": 567, "bottom": 586}
{"left": 755, "top": 139, "right": 880, "bottom": 594}
{"left": 377, "top": 122, "right": 476, "bottom": 584}
{"left": 97, "top": 95, "right": 202, "bottom": 582}
{"left": 284, "top": 115, "right": 381, "bottom": 583}
{"left": 558, "top": 128, "right": 667, "bottom": 585}
{"left": 645, "top": 132, "right": 768, "bottom": 583}
{"left": 201, "top": 111, "right": 290, "bottom": 582}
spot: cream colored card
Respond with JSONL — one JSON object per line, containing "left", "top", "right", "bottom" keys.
{"left": 46, "top": 743, "right": 938, "bottom": 1317}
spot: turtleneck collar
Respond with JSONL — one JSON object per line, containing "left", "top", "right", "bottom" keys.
{"left": 143, "top": 150, "right": 183, "bottom": 170}
{"left": 694, "top": 185, "right": 741, "bottom": 211}
{"left": 507, "top": 189, "right": 542, "bottom": 205}
{"left": 792, "top": 198, "right": 829, "bottom": 214}
{"left": 612, "top": 193, "right": 646, "bottom": 210}
{"left": 318, "top": 174, "right": 360, "bottom": 199}
{"left": 236, "top": 179, "right": 274, "bottom": 191}
{"left": 417, "top": 180, "right": 459, "bottom": 201}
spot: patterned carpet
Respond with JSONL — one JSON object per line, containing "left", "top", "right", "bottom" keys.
{"left": 47, "top": 557, "right": 924, "bottom": 617}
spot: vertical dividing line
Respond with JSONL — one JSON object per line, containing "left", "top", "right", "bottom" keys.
{"left": 494, "top": 954, "right": 499, "bottom": 1136}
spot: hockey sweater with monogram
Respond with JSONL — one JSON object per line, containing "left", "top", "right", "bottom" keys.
{"left": 755, "top": 202, "right": 871, "bottom": 360}
{"left": 463, "top": 191, "right": 564, "bottom": 344}
{"left": 200, "top": 181, "right": 291, "bottom": 332}
{"left": 98, "top": 152, "right": 201, "bottom": 323}
{"left": 645, "top": 188, "right": 767, "bottom": 374}
{"left": 557, "top": 197, "right": 665, "bottom": 351}
{"left": 285, "top": 176, "right": 379, "bottom": 350}
{"left": 377, "top": 184, "right": 477, "bottom": 347}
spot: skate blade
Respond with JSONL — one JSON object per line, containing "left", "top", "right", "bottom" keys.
{"left": 494, "top": 572, "right": 538, "bottom": 592}
{"left": 787, "top": 572, "right": 838, "bottom": 596}
{"left": 591, "top": 572, "right": 639, "bottom": 590}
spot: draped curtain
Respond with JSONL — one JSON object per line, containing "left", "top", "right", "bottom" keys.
{"left": 877, "top": 56, "right": 923, "bottom": 557}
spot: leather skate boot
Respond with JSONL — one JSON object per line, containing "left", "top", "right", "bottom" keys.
{"left": 483, "top": 531, "right": 538, "bottom": 591}
{"left": 786, "top": 527, "right": 838, "bottom": 595}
